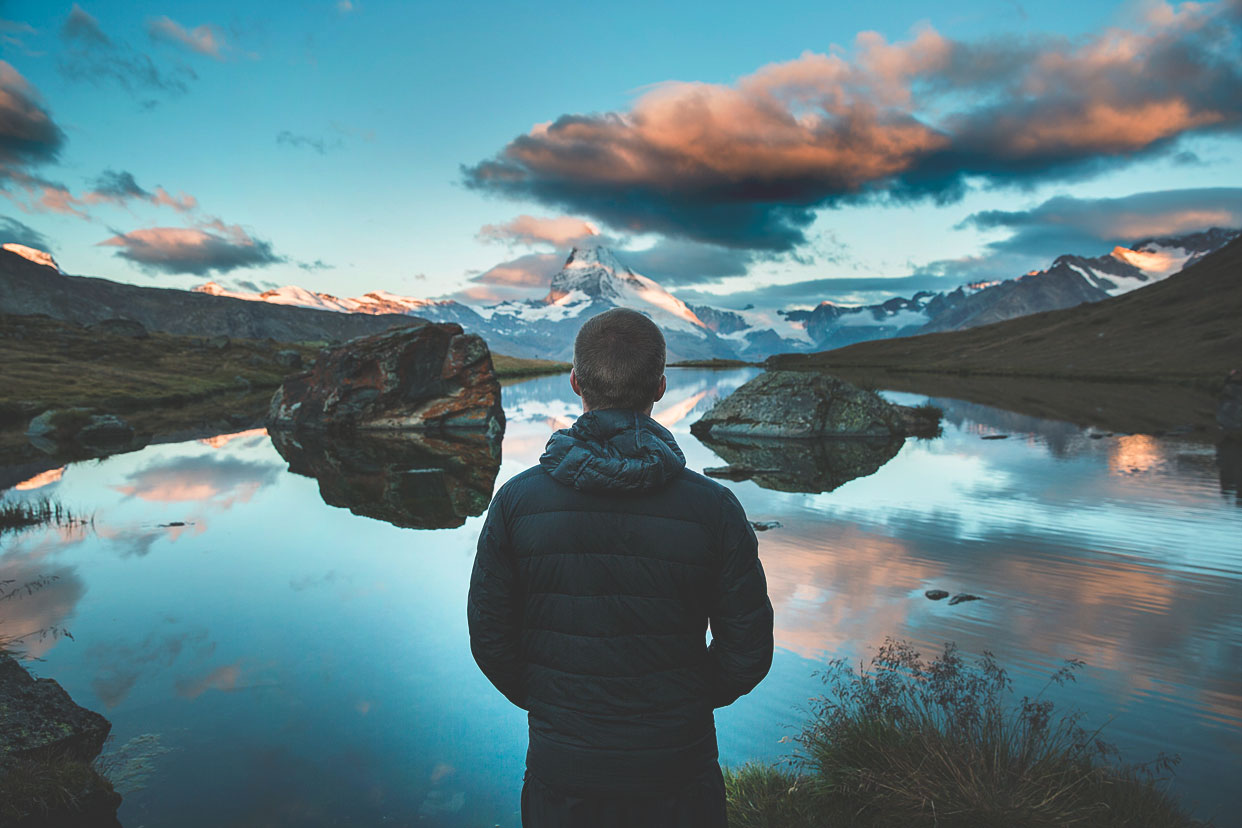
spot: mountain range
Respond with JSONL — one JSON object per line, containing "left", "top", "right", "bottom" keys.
{"left": 189, "top": 229, "right": 1239, "bottom": 360}
{"left": 0, "top": 228, "right": 1236, "bottom": 361}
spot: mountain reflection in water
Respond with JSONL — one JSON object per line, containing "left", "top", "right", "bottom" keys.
{"left": 269, "top": 429, "right": 501, "bottom": 530}
{"left": 0, "top": 367, "right": 1238, "bottom": 826}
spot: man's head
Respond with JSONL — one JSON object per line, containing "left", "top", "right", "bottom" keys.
{"left": 570, "top": 308, "right": 667, "bottom": 414}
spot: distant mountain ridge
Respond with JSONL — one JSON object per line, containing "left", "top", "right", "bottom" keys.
{"left": 768, "top": 234, "right": 1242, "bottom": 382}
{"left": 1, "top": 228, "right": 1235, "bottom": 359}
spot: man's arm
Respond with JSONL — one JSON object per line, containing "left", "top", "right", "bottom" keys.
{"left": 467, "top": 495, "right": 527, "bottom": 709}
{"left": 706, "top": 488, "right": 775, "bottom": 708}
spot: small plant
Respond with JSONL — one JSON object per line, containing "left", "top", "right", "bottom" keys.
{"left": 726, "top": 639, "right": 1205, "bottom": 828}
{"left": 0, "top": 497, "right": 90, "bottom": 536}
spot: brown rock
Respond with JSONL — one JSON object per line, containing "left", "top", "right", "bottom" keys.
{"left": 266, "top": 323, "right": 504, "bottom": 435}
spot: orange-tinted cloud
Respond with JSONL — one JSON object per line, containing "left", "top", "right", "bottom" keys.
{"left": 100, "top": 223, "right": 282, "bottom": 276}
{"left": 477, "top": 215, "right": 601, "bottom": 248}
{"left": 465, "top": 3, "right": 1242, "bottom": 251}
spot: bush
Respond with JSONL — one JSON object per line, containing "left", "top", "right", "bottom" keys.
{"left": 726, "top": 639, "right": 1205, "bottom": 828}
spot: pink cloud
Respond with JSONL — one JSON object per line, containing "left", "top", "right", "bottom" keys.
{"left": 477, "top": 214, "right": 601, "bottom": 247}
{"left": 146, "top": 16, "right": 226, "bottom": 60}
{"left": 465, "top": 2, "right": 1242, "bottom": 251}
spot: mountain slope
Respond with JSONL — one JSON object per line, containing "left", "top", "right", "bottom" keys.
{"left": 769, "top": 236, "right": 1242, "bottom": 382}
{"left": 0, "top": 249, "right": 426, "bottom": 342}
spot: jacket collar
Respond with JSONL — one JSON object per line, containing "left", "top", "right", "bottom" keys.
{"left": 539, "top": 408, "right": 686, "bottom": 492}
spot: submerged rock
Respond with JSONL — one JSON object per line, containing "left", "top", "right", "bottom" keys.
{"left": 948, "top": 593, "right": 983, "bottom": 605}
{"left": 925, "top": 589, "right": 950, "bottom": 601}
{"left": 267, "top": 324, "right": 504, "bottom": 436}
{"left": 269, "top": 429, "right": 501, "bottom": 529}
{"left": 691, "top": 370, "right": 940, "bottom": 439}
{"left": 699, "top": 434, "right": 904, "bottom": 494}
{"left": 750, "top": 520, "right": 782, "bottom": 531}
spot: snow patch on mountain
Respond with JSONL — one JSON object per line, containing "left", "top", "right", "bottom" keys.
{"left": 2, "top": 244, "right": 59, "bottom": 272}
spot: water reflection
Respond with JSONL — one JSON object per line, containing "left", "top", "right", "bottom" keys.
{"left": 697, "top": 434, "right": 904, "bottom": 493}
{"left": 269, "top": 430, "right": 501, "bottom": 529}
{"left": 0, "top": 368, "right": 1237, "bottom": 824}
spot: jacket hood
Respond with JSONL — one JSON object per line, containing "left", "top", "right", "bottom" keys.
{"left": 540, "top": 408, "right": 686, "bottom": 492}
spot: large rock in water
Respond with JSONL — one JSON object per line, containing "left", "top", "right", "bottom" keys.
{"left": 691, "top": 370, "right": 939, "bottom": 439}
{"left": 267, "top": 323, "right": 504, "bottom": 435}
{"left": 700, "top": 434, "right": 903, "bottom": 493}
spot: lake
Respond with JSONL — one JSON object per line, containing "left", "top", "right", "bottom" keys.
{"left": 1, "top": 367, "right": 1239, "bottom": 826}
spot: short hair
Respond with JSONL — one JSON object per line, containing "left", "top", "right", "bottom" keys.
{"left": 573, "top": 308, "right": 666, "bottom": 411}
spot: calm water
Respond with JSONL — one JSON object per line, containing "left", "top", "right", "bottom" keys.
{"left": 1, "top": 367, "right": 1239, "bottom": 826}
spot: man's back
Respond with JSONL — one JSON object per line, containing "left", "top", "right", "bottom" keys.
{"left": 468, "top": 408, "right": 774, "bottom": 796}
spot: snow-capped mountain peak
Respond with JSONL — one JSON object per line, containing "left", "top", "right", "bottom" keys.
{"left": 544, "top": 246, "right": 707, "bottom": 333}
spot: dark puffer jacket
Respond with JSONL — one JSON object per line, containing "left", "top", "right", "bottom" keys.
{"left": 468, "top": 408, "right": 774, "bottom": 794}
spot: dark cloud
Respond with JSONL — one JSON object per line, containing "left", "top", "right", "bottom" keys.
{"left": 0, "top": 215, "right": 51, "bottom": 249}
{"left": 296, "top": 258, "right": 333, "bottom": 271}
{"left": 276, "top": 130, "right": 342, "bottom": 155}
{"left": 0, "top": 61, "right": 66, "bottom": 172}
{"left": 622, "top": 239, "right": 754, "bottom": 286}
{"left": 464, "top": 4, "right": 1242, "bottom": 251}
{"left": 85, "top": 168, "right": 197, "bottom": 212}
{"left": 676, "top": 273, "right": 955, "bottom": 310}
{"left": 99, "top": 222, "right": 284, "bottom": 276}
{"left": 59, "top": 4, "right": 196, "bottom": 98}
{"left": 962, "top": 187, "right": 1242, "bottom": 255}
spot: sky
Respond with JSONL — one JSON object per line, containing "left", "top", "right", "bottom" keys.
{"left": 0, "top": 0, "right": 1240, "bottom": 310}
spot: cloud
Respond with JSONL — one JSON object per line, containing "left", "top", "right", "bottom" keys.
{"left": 85, "top": 168, "right": 198, "bottom": 212}
{"left": 146, "top": 16, "right": 227, "bottom": 60}
{"left": 464, "top": 2, "right": 1242, "bottom": 251}
{"left": 275, "top": 130, "right": 342, "bottom": 155}
{"left": 477, "top": 214, "right": 602, "bottom": 247}
{"left": 0, "top": 215, "right": 51, "bottom": 249}
{"left": 623, "top": 239, "right": 755, "bottom": 286}
{"left": 0, "top": 61, "right": 66, "bottom": 174}
{"left": 962, "top": 187, "right": 1242, "bottom": 254}
{"left": 99, "top": 223, "right": 283, "bottom": 276}
{"left": 676, "top": 273, "right": 954, "bottom": 309}
{"left": 59, "top": 4, "right": 197, "bottom": 98}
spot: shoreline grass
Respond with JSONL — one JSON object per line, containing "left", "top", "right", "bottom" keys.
{"left": 725, "top": 639, "right": 1207, "bottom": 827}
{"left": 491, "top": 353, "right": 571, "bottom": 379}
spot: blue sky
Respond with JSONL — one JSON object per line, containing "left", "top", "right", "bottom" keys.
{"left": 1, "top": 0, "right": 1240, "bottom": 308}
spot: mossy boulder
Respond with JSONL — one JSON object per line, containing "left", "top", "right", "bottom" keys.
{"left": 690, "top": 370, "right": 940, "bottom": 439}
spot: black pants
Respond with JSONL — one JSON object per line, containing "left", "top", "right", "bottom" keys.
{"left": 520, "top": 764, "right": 728, "bottom": 828}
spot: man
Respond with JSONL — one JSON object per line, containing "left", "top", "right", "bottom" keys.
{"left": 468, "top": 308, "right": 774, "bottom": 827}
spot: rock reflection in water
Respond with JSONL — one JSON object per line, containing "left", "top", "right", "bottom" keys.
{"left": 269, "top": 430, "right": 501, "bottom": 529}
{"left": 699, "top": 435, "right": 903, "bottom": 493}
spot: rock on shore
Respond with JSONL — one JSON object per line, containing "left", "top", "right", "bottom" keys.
{"left": 0, "top": 654, "right": 122, "bottom": 824}
{"left": 267, "top": 323, "right": 504, "bottom": 435}
{"left": 690, "top": 370, "right": 940, "bottom": 439}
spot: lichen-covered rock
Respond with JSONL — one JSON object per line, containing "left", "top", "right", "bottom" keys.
{"left": 0, "top": 655, "right": 111, "bottom": 760}
{"left": 0, "top": 655, "right": 122, "bottom": 826}
{"left": 266, "top": 323, "right": 504, "bottom": 436}
{"left": 691, "top": 370, "right": 938, "bottom": 439}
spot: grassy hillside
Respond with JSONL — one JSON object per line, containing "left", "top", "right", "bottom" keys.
{"left": 0, "top": 314, "right": 555, "bottom": 430}
{"left": 770, "top": 237, "right": 1241, "bottom": 384}
{"left": 491, "top": 353, "right": 571, "bottom": 378}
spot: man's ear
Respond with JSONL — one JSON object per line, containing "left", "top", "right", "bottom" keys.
{"left": 569, "top": 368, "right": 582, "bottom": 397}
{"left": 653, "top": 374, "right": 667, "bottom": 403}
